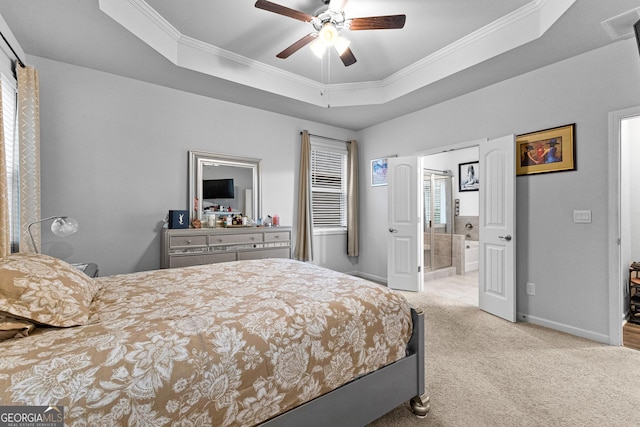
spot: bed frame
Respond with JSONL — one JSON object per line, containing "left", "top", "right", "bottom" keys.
{"left": 261, "top": 307, "right": 429, "bottom": 426}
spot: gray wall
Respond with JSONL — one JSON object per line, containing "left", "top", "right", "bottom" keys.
{"left": 33, "top": 56, "right": 356, "bottom": 276}
{"left": 32, "top": 38, "right": 640, "bottom": 343}
{"left": 355, "top": 39, "right": 640, "bottom": 342}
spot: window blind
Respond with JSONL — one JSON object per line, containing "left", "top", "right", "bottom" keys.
{"left": 424, "top": 179, "right": 445, "bottom": 226}
{"left": 310, "top": 139, "right": 347, "bottom": 229}
{"left": 1, "top": 73, "right": 18, "bottom": 250}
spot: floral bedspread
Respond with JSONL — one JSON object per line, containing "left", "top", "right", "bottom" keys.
{"left": 0, "top": 259, "right": 412, "bottom": 426}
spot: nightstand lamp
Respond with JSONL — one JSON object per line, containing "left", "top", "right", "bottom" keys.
{"left": 28, "top": 215, "right": 79, "bottom": 254}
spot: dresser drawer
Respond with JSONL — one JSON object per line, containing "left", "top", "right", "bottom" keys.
{"left": 162, "top": 227, "right": 292, "bottom": 269}
{"left": 170, "top": 252, "right": 236, "bottom": 268}
{"left": 209, "top": 233, "right": 262, "bottom": 245}
{"left": 264, "top": 231, "right": 290, "bottom": 243}
{"left": 238, "top": 247, "right": 291, "bottom": 260}
{"left": 170, "top": 235, "right": 207, "bottom": 248}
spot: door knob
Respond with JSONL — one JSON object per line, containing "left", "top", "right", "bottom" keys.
{"left": 498, "top": 234, "right": 512, "bottom": 241}
{"left": 388, "top": 228, "right": 398, "bottom": 233}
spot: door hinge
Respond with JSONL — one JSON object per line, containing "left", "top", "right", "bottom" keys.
{"left": 418, "top": 266, "right": 421, "bottom": 273}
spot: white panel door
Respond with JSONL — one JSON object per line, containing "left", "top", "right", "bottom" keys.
{"left": 387, "top": 157, "right": 423, "bottom": 291}
{"left": 479, "top": 135, "right": 516, "bottom": 321}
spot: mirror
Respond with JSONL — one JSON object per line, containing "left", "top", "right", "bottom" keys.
{"left": 188, "top": 150, "right": 262, "bottom": 223}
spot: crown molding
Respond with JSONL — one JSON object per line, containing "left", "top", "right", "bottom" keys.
{"left": 99, "top": 0, "right": 575, "bottom": 108}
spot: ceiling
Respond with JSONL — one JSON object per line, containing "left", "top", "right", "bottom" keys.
{"left": 0, "top": 0, "right": 639, "bottom": 130}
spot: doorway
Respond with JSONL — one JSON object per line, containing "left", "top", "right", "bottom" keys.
{"left": 611, "top": 107, "right": 640, "bottom": 346}
{"left": 388, "top": 135, "right": 516, "bottom": 321}
{"left": 421, "top": 146, "right": 480, "bottom": 299}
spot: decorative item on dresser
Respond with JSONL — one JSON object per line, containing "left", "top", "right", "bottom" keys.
{"left": 161, "top": 226, "right": 291, "bottom": 268}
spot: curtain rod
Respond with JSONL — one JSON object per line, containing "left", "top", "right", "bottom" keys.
{"left": 0, "top": 30, "right": 25, "bottom": 68}
{"left": 423, "top": 167, "right": 453, "bottom": 175}
{"left": 300, "top": 132, "right": 349, "bottom": 143}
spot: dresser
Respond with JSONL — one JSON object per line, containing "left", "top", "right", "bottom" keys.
{"left": 161, "top": 226, "right": 291, "bottom": 269}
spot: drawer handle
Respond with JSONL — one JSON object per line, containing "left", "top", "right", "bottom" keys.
{"left": 217, "top": 239, "right": 223, "bottom": 243}
{"left": 187, "top": 240, "right": 192, "bottom": 244}
{"left": 274, "top": 235, "right": 280, "bottom": 239}
{"left": 250, "top": 237, "right": 255, "bottom": 241}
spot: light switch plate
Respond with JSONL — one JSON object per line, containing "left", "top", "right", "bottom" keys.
{"left": 573, "top": 210, "right": 592, "bottom": 224}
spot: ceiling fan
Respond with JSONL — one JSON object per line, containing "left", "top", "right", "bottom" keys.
{"left": 254, "top": 0, "right": 406, "bottom": 66}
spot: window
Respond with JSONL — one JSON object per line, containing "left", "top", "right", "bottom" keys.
{"left": 310, "top": 138, "right": 347, "bottom": 231}
{"left": 424, "top": 178, "right": 447, "bottom": 227}
{"left": 1, "top": 73, "right": 18, "bottom": 251}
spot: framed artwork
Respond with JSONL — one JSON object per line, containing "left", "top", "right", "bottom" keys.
{"left": 371, "top": 157, "right": 390, "bottom": 186}
{"left": 458, "top": 161, "right": 479, "bottom": 192}
{"left": 516, "top": 123, "right": 576, "bottom": 176}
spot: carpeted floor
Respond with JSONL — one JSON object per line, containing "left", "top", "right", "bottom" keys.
{"left": 368, "top": 273, "right": 640, "bottom": 427}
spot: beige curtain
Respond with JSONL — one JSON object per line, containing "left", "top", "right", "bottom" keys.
{"left": 294, "top": 130, "right": 313, "bottom": 261}
{"left": 347, "top": 140, "right": 359, "bottom": 257}
{"left": 0, "top": 82, "right": 8, "bottom": 257}
{"left": 17, "top": 66, "right": 41, "bottom": 253}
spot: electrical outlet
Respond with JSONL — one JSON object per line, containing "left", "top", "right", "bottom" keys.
{"left": 526, "top": 282, "right": 536, "bottom": 296}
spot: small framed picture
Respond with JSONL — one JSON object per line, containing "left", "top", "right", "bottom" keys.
{"left": 371, "top": 157, "right": 390, "bottom": 186}
{"left": 459, "top": 161, "right": 479, "bottom": 192}
{"left": 169, "top": 210, "right": 189, "bottom": 229}
{"left": 516, "top": 123, "right": 576, "bottom": 176}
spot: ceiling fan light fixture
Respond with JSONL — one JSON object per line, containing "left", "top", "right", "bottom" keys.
{"left": 333, "top": 36, "right": 350, "bottom": 55}
{"left": 319, "top": 22, "right": 338, "bottom": 46}
{"left": 255, "top": 0, "right": 405, "bottom": 66}
{"left": 309, "top": 38, "right": 326, "bottom": 58}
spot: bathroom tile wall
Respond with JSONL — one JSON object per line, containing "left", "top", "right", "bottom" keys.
{"left": 455, "top": 215, "right": 479, "bottom": 240}
{"left": 425, "top": 232, "right": 466, "bottom": 275}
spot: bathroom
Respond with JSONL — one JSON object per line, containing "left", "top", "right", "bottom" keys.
{"left": 422, "top": 146, "right": 479, "bottom": 281}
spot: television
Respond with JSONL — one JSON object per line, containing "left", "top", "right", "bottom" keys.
{"left": 203, "top": 178, "right": 234, "bottom": 199}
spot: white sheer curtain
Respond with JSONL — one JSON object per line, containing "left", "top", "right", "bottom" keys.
{"left": 294, "top": 130, "right": 313, "bottom": 261}
{"left": 17, "top": 66, "right": 40, "bottom": 253}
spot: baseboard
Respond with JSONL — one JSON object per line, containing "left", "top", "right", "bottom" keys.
{"left": 350, "top": 271, "right": 387, "bottom": 285}
{"left": 517, "top": 312, "right": 609, "bottom": 344}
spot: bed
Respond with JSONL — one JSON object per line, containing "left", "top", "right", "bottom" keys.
{"left": 0, "top": 253, "right": 428, "bottom": 426}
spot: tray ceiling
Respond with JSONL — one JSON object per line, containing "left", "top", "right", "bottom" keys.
{"left": 0, "top": 0, "right": 637, "bottom": 130}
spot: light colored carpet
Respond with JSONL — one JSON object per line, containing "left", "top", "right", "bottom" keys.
{"left": 369, "top": 273, "right": 640, "bottom": 427}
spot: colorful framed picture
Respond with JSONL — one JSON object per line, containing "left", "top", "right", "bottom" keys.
{"left": 459, "top": 161, "right": 479, "bottom": 192}
{"left": 371, "top": 157, "right": 390, "bottom": 186}
{"left": 516, "top": 123, "right": 576, "bottom": 176}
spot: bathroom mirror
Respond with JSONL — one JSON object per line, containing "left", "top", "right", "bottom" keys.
{"left": 188, "top": 150, "right": 262, "bottom": 222}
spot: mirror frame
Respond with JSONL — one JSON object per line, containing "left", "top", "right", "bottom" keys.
{"left": 188, "top": 150, "right": 262, "bottom": 223}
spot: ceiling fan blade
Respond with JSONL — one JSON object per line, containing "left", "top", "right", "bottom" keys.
{"left": 348, "top": 15, "right": 406, "bottom": 30}
{"left": 254, "top": 0, "right": 314, "bottom": 23}
{"left": 329, "top": 0, "right": 349, "bottom": 13}
{"left": 338, "top": 46, "right": 357, "bottom": 66}
{"left": 277, "top": 33, "right": 318, "bottom": 59}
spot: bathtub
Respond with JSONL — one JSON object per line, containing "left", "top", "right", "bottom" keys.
{"left": 465, "top": 240, "right": 479, "bottom": 273}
